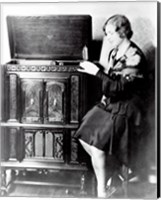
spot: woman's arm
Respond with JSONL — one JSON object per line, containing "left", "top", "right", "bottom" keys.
{"left": 96, "top": 51, "right": 145, "bottom": 99}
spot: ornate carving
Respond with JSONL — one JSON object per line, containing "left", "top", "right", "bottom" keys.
{"left": 53, "top": 133, "right": 64, "bottom": 161}
{"left": 43, "top": 169, "right": 48, "bottom": 175}
{"left": 70, "top": 75, "right": 79, "bottom": 123}
{"left": 38, "top": 169, "right": 43, "bottom": 175}
{"left": 70, "top": 131, "right": 79, "bottom": 163}
{"left": 24, "top": 132, "right": 34, "bottom": 158}
{"left": 22, "top": 170, "right": 27, "bottom": 176}
{"left": 6, "top": 64, "right": 78, "bottom": 72}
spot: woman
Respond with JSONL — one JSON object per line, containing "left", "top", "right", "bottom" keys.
{"left": 74, "top": 15, "right": 146, "bottom": 198}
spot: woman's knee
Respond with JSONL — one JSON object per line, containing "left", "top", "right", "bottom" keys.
{"left": 79, "top": 139, "right": 92, "bottom": 156}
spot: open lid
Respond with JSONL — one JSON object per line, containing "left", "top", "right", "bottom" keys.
{"left": 7, "top": 15, "right": 92, "bottom": 60}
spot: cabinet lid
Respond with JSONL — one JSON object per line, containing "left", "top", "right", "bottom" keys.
{"left": 7, "top": 15, "right": 92, "bottom": 60}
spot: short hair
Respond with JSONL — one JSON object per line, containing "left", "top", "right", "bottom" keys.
{"left": 103, "top": 15, "right": 133, "bottom": 39}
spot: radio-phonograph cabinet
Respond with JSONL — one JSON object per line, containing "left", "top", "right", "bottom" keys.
{"left": 1, "top": 15, "right": 102, "bottom": 197}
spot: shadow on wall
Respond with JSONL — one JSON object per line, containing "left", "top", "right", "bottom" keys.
{"left": 131, "top": 17, "right": 156, "bottom": 178}
{"left": 134, "top": 43, "right": 156, "bottom": 180}
{"left": 143, "top": 45, "right": 156, "bottom": 171}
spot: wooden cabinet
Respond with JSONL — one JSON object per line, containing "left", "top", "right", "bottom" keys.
{"left": 1, "top": 64, "right": 102, "bottom": 197}
{"left": 0, "top": 15, "right": 102, "bottom": 197}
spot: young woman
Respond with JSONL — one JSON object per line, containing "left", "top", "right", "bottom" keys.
{"left": 74, "top": 15, "right": 146, "bottom": 198}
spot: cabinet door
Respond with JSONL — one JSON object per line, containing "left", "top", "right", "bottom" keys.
{"left": 21, "top": 79, "right": 43, "bottom": 123}
{"left": 44, "top": 80, "right": 67, "bottom": 123}
{"left": 23, "top": 129, "right": 65, "bottom": 163}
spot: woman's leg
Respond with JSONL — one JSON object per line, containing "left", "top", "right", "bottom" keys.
{"left": 79, "top": 139, "right": 107, "bottom": 197}
{"left": 78, "top": 139, "right": 92, "bottom": 156}
{"left": 90, "top": 145, "right": 106, "bottom": 197}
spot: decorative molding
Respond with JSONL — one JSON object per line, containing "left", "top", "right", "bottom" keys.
{"left": 1, "top": 122, "right": 79, "bottom": 129}
{"left": 9, "top": 74, "right": 18, "bottom": 121}
{"left": 6, "top": 64, "right": 79, "bottom": 72}
{"left": 70, "top": 130, "right": 79, "bottom": 163}
{"left": 70, "top": 75, "right": 79, "bottom": 123}
{"left": 54, "top": 133, "right": 64, "bottom": 161}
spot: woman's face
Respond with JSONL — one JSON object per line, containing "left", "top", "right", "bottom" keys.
{"left": 104, "top": 24, "right": 124, "bottom": 47}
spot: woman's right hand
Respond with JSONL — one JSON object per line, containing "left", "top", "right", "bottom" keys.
{"left": 78, "top": 61, "right": 99, "bottom": 75}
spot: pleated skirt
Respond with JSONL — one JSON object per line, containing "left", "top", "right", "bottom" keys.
{"left": 74, "top": 104, "right": 126, "bottom": 151}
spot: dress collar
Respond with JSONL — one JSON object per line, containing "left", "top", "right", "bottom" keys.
{"left": 116, "top": 39, "right": 131, "bottom": 60}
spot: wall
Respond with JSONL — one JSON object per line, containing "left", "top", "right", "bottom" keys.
{"left": 0, "top": 1, "right": 158, "bottom": 179}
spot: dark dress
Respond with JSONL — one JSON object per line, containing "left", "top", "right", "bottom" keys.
{"left": 74, "top": 41, "right": 146, "bottom": 166}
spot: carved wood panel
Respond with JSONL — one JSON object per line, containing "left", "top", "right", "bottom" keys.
{"left": 44, "top": 80, "right": 66, "bottom": 123}
{"left": 23, "top": 129, "right": 65, "bottom": 162}
{"left": 21, "top": 79, "right": 43, "bottom": 123}
{"left": 53, "top": 132, "right": 64, "bottom": 161}
{"left": 24, "top": 131, "right": 35, "bottom": 158}
{"left": 6, "top": 71, "right": 82, "bottom": 125}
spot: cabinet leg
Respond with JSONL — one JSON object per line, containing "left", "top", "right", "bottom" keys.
{"left": 10, "top": 169, "right": 17, "bottom": 184}
{"left": 122, "top": 180, "right": 128, "bottom": 198}
{"left": 0, "top": 169, "right": 7, "bottom": 196}
{"left": 80, "top": 173, "right": 87, "bottom": 196}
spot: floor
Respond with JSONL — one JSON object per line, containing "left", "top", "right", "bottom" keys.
{"left": 1, "top": 164, "right": 157, "bottom": 199}
{"left": 7, "top": 182, "right": 157, "bottom": 199}
{"left": 4, "top": 177, "right": 157, "bottom": 199}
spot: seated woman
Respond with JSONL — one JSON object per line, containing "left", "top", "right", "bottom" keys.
{"left": 74, "top": 14, "right": 146, "bottom": 198}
